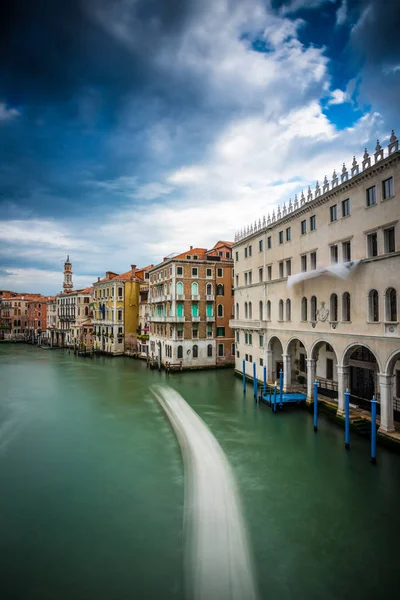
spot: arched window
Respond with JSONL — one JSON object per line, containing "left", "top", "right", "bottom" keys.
{"left": 368, "top": 289, "right": 379, "bottom": 322}
{"left": 192, "top": 303, "right": 199, "bottom": 317}
{"left": 249, "top": 302, "right": 252, "bottom": 319}
{"left": 191, "top": 282, "right": 198, "bottom": 296}
{"left": 207, "top": 344, "right": 213, "bottom": 357}
{"left": 266, "top": 300, "right": 271, "bottom": 321}
{"left": 330, "top": 293, "right": 338, "bottom": 321}
{"left": 193, "top": 344, "right": 198, "bottom": 358}
{"left": 217, "top": 284, "right": 224, "bottom": 296}
{"left": 301, "top": 297, "right": 307, "bottom": 321}
{"left": 259, "top": 301, "right": 263, "bottom": 320}
{"left": 310, "top": 296, "right": 317, "bottom": 322}
{"left": 286, "top": 299, "right": 291, "bottom": 321}
{"left": 85, "top": 306, "right": 89, "bottom": 316}
{"left": 236, "top": 303, "right": 239, "bottom": 319}
{"left": 385, "top": 287, "right": 397, "bottom": 322}
{"left": 279, "top": 299, "right": 284, "bottom": 321}
{"left": 342, "top": 292, "right": 351, "bottom": 322}
{"left": 176, "top": 281, "right": 183, "bottom": 295}
{"left": 245, "top": 302, "right": 248, "bottom": 319}
{"left": 177, "top": 345, "right": 183, "bottom": 359}
{"left": 206, "top": 283, "right": 212, "bottom": 295}
{"left": 217, "top": 304, "right": 224, "bottom": 317}
{"left": 177, "top": 303, "right": 183, "bottom": 317}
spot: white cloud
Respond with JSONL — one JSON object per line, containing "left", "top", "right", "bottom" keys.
{"left": 336, "top": 0, "right": 348, "bottom": 26}
{"left": 0, "top": 103, "right": 20, "bottom": 122}
{"left": 0, "top": 268, "right": 95, "bottom": 296}
{"left": 328, "top": 88, "right": 348, "bottom": 105}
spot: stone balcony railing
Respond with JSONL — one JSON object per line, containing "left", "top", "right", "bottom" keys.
{"left": 206, "top": 316, "right": 215, "bottom": 322}
{"left": 206, "top": 294, "right": 214, "bottom": 301}
{"left": 229, "top": 319, "right": 268, "bottom": 330}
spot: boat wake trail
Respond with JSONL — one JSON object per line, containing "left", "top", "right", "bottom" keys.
{"left": 152, "top": 385, "right": 259, "bottom": 600}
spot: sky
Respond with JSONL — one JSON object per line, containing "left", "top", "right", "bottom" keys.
{"left": 1, "top": 0, "right": 399, "bottom": 295}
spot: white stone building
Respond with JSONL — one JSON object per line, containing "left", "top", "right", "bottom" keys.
{"left": 231, "top": 131, "right": 400, "bottom": 433}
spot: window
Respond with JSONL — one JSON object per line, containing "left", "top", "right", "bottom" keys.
{"left": 236, "top": 330, "right": 240, "bottom": 342}
{"left": 301, "top": 255, "right": 307, "bottom": 272}
{"left": 206, "top": 268, "right": 212, "bottom": 277}
{"left": 342, "top": 241, "right": 351, "bottom": 262}
{"left": 193, "top": 344, "right": 198, "bottom": 358}
{"left": 244, "top": 247, "right": 248, "bottom": 258}
{"left": 367, "top": 232, "right": 378, "bottom": 257}
{"left": 382, "top": 177, "right": 394, "bottom": 200}
{"left": 266, "top": 300, "right": 271, "bottom": 320}
{"left": 192, "top": 267, "right": 198, "bottom": 277}
{"left": 366, "top": 185, "right": 376, "bottom": 206}
{"left": 384, "top": 227, "right": 395, "bottom": 253}
{"left": 301, "top": 220, "right": 306, "bottom": 235}
{"left": 326, "top": 358, "right": 334, "bottom": 381}
{"left": 259, "top": 239, "right": 263, "bottom": 252}
{"left": 279, "top": 299, "right": 284, "bottom": 321}
{"left": 259, "top": 334, "right": 264, "bottom": 347}
{"left": 286, "top": 299, "right": 291, "bottom": 321}
{"left": 245, "top": 354, "right": 249, "bottom": 362}
{"left": 245, "top": 332, "right": 248, "bottom": 344}
{"left": 206, "top": 303, "right": 213, "bottom": 317}
{"left": 235, "top": 251, "right": 239, "bottom": 261}
{"left": 267, "top": 266, "right": 272, "bottom": 281}
{"left": 330, "top": 205, "right": 337, "bottom": 222}
{"left": 176, "top": 281, "right": 183, "bottom": 295}
{"left": 217, "top": 327, "right": 225, "bottom": 337}
{"left": 342, "top": 292, "right": 351, "bottom": 322}
{"left": 118, "top": 309, "right": 123, "bottom": 321}
{"left": 259, "top": 300, "right": 263, "bottom": 320}
{"left": 177, "top": 345, "right": 183, "bottom": 359}
{"left": 192, "top": 327, "right": 199, "bottom": 339}
{"left": 248, "top": 302, "right": 252, "bottom": 319}
{"left": 259, "top": 267, "right": 263, "bottom": 282}
{"left": 310, "top": 215, "right": 316, "bottom": 231}
{"left": 231, "top": 343, "right": 235, "bottom": 356}
{"left": 279, "top": 262, "right": 284, "bottom": 278}
{"left": 249, "top": 245, "right": 252, "bottom": 256}
{"left": 244, "top": 272, "right": 248, "bottom": 286}
{"left": 118, "top": 287, "right": 123, "bottom": 298}
{"left": 206, "top": 283, "right": 212, "bottom": 295}
{"left": 330, "top": 293, "right": 338, "bottom": 321}
{"left": 310, "top": 296, "right": 317, "bottom": 322}
{"left": 279, "top": 231, "right": 284, "bottom": 244}
{"left": 177, "top": 266, "right": 183, "bottom": 275}
{"left": 235, "top": 303, "right": 239, "bottom": 319}
{"left": 217, "top": 304, "right": 224, "bottom": 317}
{"left": 245, "top": 302, "right": 248, "bottom": 319}
{"left": 207, "top": 325, "right": 213, "bottom": 338}
{"left": 260, "top": 358, "right": 264, "bottom": 366}
{"left": 330, "top": 245, "right": 338, "bottom": 264}
{"left": 248, "top": 272, "right": 252, "bottom": 285}
{"left": 193, "top": 255, "right": 198, "bottom": 260}
{"left": 342, "top": 198, "right": 350, "bottom": 217}
{"left": 267, "top": 236, "right": 272, "bottom": 249}
{"left": 218, "top": 344, "right": 224, "bottom": 357}
{"left": 309, "top": 252, "right": 316, "bottom": 270}
{"left": 216, "top": 284, "right": 224, "bottom": 295}
{"left": 192, "top": 304, "right": 199, "bottom": 317}
{"left": 177, "top": 303, "right": 184, "bottom": 317}
{"left": 191, "top": 282, "right": 198, "bottom": 295}
{"left": 235, "top": 275, "right": 239, "bottom": 287}
{"left": 217, "top": 268, "right": 223, "bottom": 277}
{"left": 385, "top": 287, "right": 397, "bottom": 322}
{"left": 286, "top": 227, "right": 291, "bottom": 241}
{"left": 249, "top": 332, "right": 253, "bottom": 344}
{"left": 368, "top": 289, "right": 379, "bottom": 322}
{"left": 286, "top": 260, "right": 291, "bottom": 276}
{"left": 218, "top": 251, "right": 223, "bottom": 257}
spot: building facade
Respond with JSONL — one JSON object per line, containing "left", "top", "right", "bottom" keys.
{"left": 136, "top": 265, "right": 153, "bottom": 355}
{"left": 26, "top": 298, "right": 48, "bottom": 342}
{"left": 0, "top": 293, "right": 42, "bottom": 339}
{"left": 231, "top": 132, "right": 400, "bottom": 433}
{"left": 92, "top": 266, "right": 141, "bottom": 355}
{"left": 148, "top": 243, "right": 235, "bottom": 369}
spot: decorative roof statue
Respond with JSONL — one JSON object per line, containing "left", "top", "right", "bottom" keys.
{"left": 288, "top": 198, "right": 293, "bottom": 212}
{"left": 389, "top": 129, "right": 399, "bottom": 153}
{"left": 362, "top": 147, "right": 371, "bottom": 170}
{"left": 307, "top": 185, "right": 312, "bottom": 202}
{"left": 351, "top": 155, "right": 359, "bottom": 176}
{"left": 282, "top": 202, "right": 287, "bottom": 216}
{"left": 341, "top": 162, "right": 348, "bottom": 182}
{"left": 323, "top": 175, "right": 329, "bottom": 193}
{"left": 332, "top": 168, "right": 338, "bottom": 187}
{"left": 374, "top": 139, "right": 384, "bottom": 163}
{"left": 315, "top": 180, "right": 321, "bottom": 197}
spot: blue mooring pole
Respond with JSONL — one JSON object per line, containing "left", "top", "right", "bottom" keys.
{"left": 279, "top": 369, "right": 283, "bottom": 408}
{"left": 371, "top": 396, "right": 377, "bottom": 464}
{"left": 345, "top": 389, "right": 350, "bottom": 450}
{"left": 313, "top": 380, "right": 318, "bottom": 432}
{"left": 242, "top": 359, "right": 246, "bottom": 393}
{"left": 273, "top": 384, "right": 277, "bottom": 413}
{"left": 253, "top": 362, "right": 257, "bottom": 399}
{"left": 263, "top": 365, "right": 267, "bottom": 397}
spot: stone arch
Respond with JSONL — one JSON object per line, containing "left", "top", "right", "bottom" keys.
{"left": 342, "top": 342, "right": 382, "bottom": 412}
{"left": 385, "top": 348, "right": 400, "bottom": 375}
{"left": 341, "top": 342, "right": 382, "bottom": 373}
{"left": 310, "top": 339, "right": 340, "bottom": 400}
{"left": 310, "top": 339, "right": 339, "bottom": 364}
{"left": 286, "top": 337, "right": 308, "bottom": 389}
{"left": 267, "top": 335, "right": 284, "bottom": 383}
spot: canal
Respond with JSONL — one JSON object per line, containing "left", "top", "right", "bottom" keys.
{"left": 0, "top": 345, "right": 399, "bottom": 599}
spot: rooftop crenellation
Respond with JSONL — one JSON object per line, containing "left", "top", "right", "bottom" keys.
{"left": 234, "top": 130, "right": 398, "bottom": 243}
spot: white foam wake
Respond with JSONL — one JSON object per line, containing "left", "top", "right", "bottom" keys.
{"left": 152, "top": 385, "right": 259, "bottom": 600}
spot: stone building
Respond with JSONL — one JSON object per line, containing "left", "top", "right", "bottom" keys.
{"left": 0, "top": 293, "right": 42, "bottom": 339}
{"left": 231, "top": 131, "right": 400, "bottom": 433}
{"left": 148, "top": 242, "right": 235, "bottom": 369}
{"left": 26, "top": 298, "right": 48, "bottom": 341}
{"left": 135, "top": 265, "right": 153, "bottom": 355}
{"left": 92, "top": 266, "right": 141, "bottom": 355}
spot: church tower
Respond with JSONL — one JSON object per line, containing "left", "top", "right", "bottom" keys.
{"left": 63, "top": 255, "right": 73, "bottom": 292}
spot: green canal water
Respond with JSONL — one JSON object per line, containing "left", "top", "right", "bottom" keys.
{"left": 0, "top": 345, "right": 399, "bottom": 600}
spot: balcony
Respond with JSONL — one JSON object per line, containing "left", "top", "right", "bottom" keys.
{"left": 191, "top": 295, "right": 200, "bottom": 301}
{"left": 206, "top": 294, "right": 214, "bottom": 301}
{"left": 176, "top": 294, "right": 185, "bottom": 301}
{"left": 229, "top": 319, "right": 268, "bottom": 330}
{"left": 169, "top": 316, "right": 185, "bottom": 323}
{"left": 191, "top": 316, "right": 200, "bottom": 322}
{"left": 149, "top": 315, "right": 167, "bottom": 322}
{"left": 206, "top": 316, "right": 215, "bottom": 322}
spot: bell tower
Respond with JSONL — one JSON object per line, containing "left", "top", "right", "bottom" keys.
{"left": 63, "top": 255, "right": 73, "bottom": 292}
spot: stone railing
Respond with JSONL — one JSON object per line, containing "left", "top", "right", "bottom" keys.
{"left": 234, "top": 131, "right": 398, "bottom": 243}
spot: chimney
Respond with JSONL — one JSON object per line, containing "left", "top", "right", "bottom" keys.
{"left": 131, "top": 264, "right": 136, "bottom": 272}
{"left": 97, "top": 277, "right": 100, "bottom": 282}
{"left": 106, "top": 271, "right": 112, "bottom": 280}
{"left": 190, "top": 245, "right": 193, "bottom": 250}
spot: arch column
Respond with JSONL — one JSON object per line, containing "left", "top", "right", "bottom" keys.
{"left": 307, "top": 359, "right": 316, "bottom": 402}
{"left": 378, "top": 373, "right": 395, "bottom": 433}
{"left": 282, "top": 353, "right": 291, "bottom": 392}
{"left": 266, "top": 350, "right": 273, "bottom": 383}
{"left": 336, "top": 365, "right": 350, "bottom": 415}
